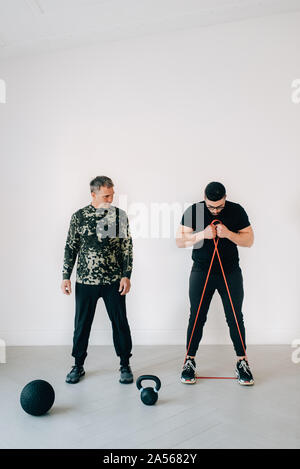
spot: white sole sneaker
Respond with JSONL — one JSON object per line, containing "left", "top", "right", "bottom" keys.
{"left": 235, "top": 370, "right": 254, "bottom": 386}
{"left": 180, "top": 376, "right": 196, "bottom": 384}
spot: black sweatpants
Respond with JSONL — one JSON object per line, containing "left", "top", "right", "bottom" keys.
{"left": 186, "top": 266, "right": 246, "bottom": 357}
{"left": 72, "top": 281, "right": 132, "bottom": 366}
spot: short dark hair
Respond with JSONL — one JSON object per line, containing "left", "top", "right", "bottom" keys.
{"left": 90, "top": 176, "right": 114, "bottom": 193}
{"left": 204, "top": 181, "right": 226, "bottom": 201}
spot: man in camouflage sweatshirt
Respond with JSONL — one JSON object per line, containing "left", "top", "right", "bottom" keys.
{"left": 61, "top": 176, "right": 134, "bottom": 384}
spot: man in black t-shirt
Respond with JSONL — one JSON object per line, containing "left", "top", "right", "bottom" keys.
{"left": 176, "top": 181, "right": 255, "bottom": 386}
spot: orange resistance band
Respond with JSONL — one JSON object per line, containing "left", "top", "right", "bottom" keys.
{"left": 184, "top": 219, "right": 247, "bottom": 380}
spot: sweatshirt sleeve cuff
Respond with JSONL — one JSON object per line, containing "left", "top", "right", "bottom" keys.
{"left": 122, "top": 270, "right": 132, "bottom": 280}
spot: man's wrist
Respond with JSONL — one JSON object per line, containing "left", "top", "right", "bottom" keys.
{"left": 121, "top": 274, "right": 131, "bottom": 280}
{"left": 227, "top": 230, "right": 235, "bottom": 242}
{"left": 195, "top": 230, "right": 205, "bottom": 243}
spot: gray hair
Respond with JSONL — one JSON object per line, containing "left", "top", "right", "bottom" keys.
{"left": 90, "top": 176, "right": 114, "bottom": 193}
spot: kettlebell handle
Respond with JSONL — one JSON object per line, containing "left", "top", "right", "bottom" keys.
{"left": 136, "top": 375, "right": 161, "bottom": 392}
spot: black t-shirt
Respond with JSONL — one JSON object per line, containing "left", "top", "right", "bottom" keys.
{"left": 181, "top": 200, "right": 250, "bottom": 274}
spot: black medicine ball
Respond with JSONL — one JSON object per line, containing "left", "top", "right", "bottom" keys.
{"left": 20, "top": 380, "right": 55, "bottom": 416}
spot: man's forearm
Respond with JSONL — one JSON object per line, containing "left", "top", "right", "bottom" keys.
{"left": 120, "top": 237, "right": 133, "bottom": 278}
{"left": 63, "top": 213, "right": 80, "bottom": 279}
{"left": 227, "top": 231, "right": 253, "bottom": 247}
{"left": 176, "top": 230, "right": 205, "bottom": 248}
{"left": 62, "top": 246, "right": 78, "bottom": 279}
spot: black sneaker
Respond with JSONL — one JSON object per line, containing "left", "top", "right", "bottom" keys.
{"left": 66, "top": 365, "right": 85, "bottom": 384}
{"left": 119, "top": 365, "right": 133, "bottom": 384}
{"left": 181, "top": 358, "right": 196, "bottom": 384}
{"left": 235, "top": 359, "right": 254, "bottom": 386}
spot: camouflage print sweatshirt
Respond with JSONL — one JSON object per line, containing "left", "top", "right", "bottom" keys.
{"left": 62, "top": 204, "right": 133, "bottom": 285}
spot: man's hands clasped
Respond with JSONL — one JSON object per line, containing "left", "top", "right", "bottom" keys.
{"left": 204, "top": 223, "right": 231, "bottom": 240}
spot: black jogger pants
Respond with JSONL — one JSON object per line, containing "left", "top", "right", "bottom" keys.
{"left": 72, "top": 281, "right": 132, "bottom": 366}
{"left": 186, "top": 266, "right": 246, "bottom": 357}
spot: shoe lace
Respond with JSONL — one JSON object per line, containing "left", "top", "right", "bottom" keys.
{"left": 183, "top": 359, "right": 196, "bottom": 372}
{"left": 238, "top": 359, "right": 251, "bottom": 376}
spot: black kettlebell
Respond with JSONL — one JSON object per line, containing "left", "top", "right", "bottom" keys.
{"left": 136, "top": 375, "right": 161, "bottom": 406}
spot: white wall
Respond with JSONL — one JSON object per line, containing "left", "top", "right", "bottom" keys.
{"left": 0, "top": 11, "right": 299, "bottom": 347}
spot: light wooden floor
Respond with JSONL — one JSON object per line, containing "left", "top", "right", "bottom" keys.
{"left": 0, "top": 345, "right": 299, "bottom": 449}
